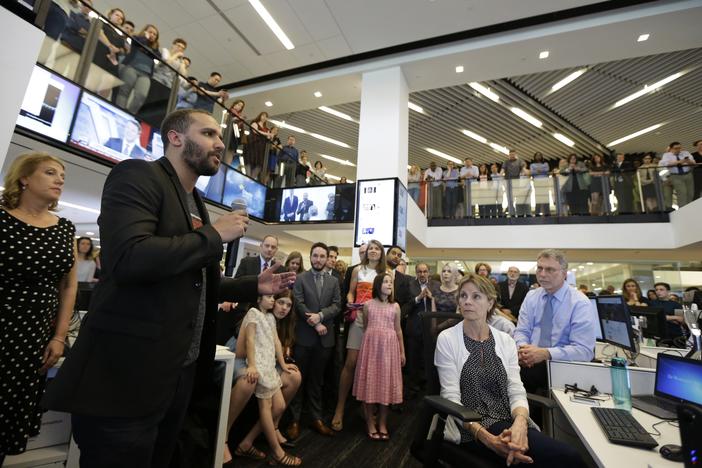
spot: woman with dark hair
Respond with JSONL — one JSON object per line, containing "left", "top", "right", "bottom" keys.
{"left": 0, "top": 152, "right": 78, "bottom": 461}
{"left": 588, "top": 154, "right": 610, "bottom": 216}
{"left": 332, "top": 239, "right": 387, "bottom": 431}
{"left": 562, "top": 154, "right": 590, "bottom": 216}
{"left": 475, "top": 262, "right": 492, "bottom": 277}
{"left": 622, "top": 278, "right": 648, "bottom": 307}
{"left": 646, "top": 289, "right": 658, "bottom": 302}
{"left": 530, "top": 152, "right": 551, "bottom": 216}
{"left": 76, "top": 236, "right": 97, "bottom": 282}
{"left": 435, "top": 274, "right": 584, "bottom": 467}
{"left": 244, "top": 112, "right": 272, "bottom": 181}
{"left": 93, "top": 8, "right": 127, "bottom": 92}
{"left": 116, "top": 23, "right": 160, "bottom": 113}
{"left": 284, "top": 251, "right": 305, "bottom": 274}
{"left": 228, "top": 100, "right": 246, "bottom": 155}
{"left": 639, "top": 153, "right": 659, "bottom": 212}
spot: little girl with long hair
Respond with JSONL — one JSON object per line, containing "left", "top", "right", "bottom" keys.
{"left": 353, "top": 272, "right": 405, "bottom": 441}
{"left": 227, "top": 294, "right": 301, "bottom": 466}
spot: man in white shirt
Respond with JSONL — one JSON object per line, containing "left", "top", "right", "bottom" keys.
{"left": 424, "top": 162, "right": 444, "bottom": 218}
{"left": 659, "top": 141, "right": 696, "bottom": 208}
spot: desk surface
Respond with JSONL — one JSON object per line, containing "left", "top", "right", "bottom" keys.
{"left": 553, "top": 389, "right": 682, "bottom": 468}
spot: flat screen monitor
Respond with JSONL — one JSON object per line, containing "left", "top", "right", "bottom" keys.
{"left": 222, "top": 168, "right": 266, "bottom": 219}
{"left": 654, "top": 354, "right": 702, "bottom": 406}
{"left": 17, "top": 65, "right": 81, "bottom": 142}
{"left": 630, "top": 306, "right": 667, "bottom": 339}
{"left": 395, "top": 180, "right": 407, "bottom": 251}
{"left": 355, "top": 178, "right": 400, "bottom": 247}
{"left": 279, "top": 186, "right": 337, "bottom": 222}
{"left": 596, "top": 295, "right": 637, "bottom": 352}
{"left": 589, "top": 298, "right": 604, "bottom": 341}
{"left": 69, "top": 92, "right": 163, "bottom": 162}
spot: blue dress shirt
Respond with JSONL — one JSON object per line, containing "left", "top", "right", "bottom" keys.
{"left": 514, "top": 282, "right": 596, "bottom": 362}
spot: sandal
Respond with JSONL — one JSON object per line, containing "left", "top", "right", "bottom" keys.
{"left": 234, "top": 444, "right": 267, "bottom": 460}
{"left": 275, "top": 428, "right": 296, "bottom": 448}
{"left": 378, "top": 432, "right": 390, "bottom": 441}
{"left": 331, "top": 419, "right": 343, "bottom": 432}
{"left": 268, "top": 452, "right": 302, "bottom": 466}
{"left": 367, "top": 431, "right": 381, "bottom": 441}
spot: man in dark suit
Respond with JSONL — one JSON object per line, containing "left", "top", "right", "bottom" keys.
{"left": 104, "top": 119, "right": 147, "bottom": 159}
{"left": 498, "top": 265, "right": 529, "bottom": 320}
{"left": 406, "top": 263, "right": 435, "bottom": 392}
{"left": 288, "top": 242, "right": 341, "bottom": 439}
{"left": 42, "top": 109, "right": 295, "bottom": 467}
{"left": 296, "top": 192, "right": 313, "bottom": 220}
{"left": 386, "top": 245, "right": 411, "bottom": 312}
{"left": 611, "top": 153, "right": 634, "bottom": 214}
{"left": 282, "top": 192, "right": 298, "bottom": 221}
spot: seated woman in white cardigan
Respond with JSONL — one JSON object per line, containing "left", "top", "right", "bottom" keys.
{"left": 434, "top": 274, "right": 584, "bottom": 467}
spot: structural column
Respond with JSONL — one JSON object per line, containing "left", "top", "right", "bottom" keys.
{"left": 356, "top": 67, "right": 409, "bottom": 185}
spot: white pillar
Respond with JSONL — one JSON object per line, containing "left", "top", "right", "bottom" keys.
{"left": 356, "top": 67, "right": 409, "bottom": 185}
{"left": 0, "top": 10, "right": 45, "bottom": 169}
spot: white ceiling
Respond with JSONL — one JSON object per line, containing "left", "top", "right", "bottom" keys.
{"left": 93, "top": 0, "right": 604, "bottom": 83}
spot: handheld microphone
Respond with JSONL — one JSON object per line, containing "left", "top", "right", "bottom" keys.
{"left": 224, "top": 198, "right": 248, "bottom": 277}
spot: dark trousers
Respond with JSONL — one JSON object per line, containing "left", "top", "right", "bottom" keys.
{"left": 323, "top": 323, "right": 344, "bottom": 415}
{"left": 614, "top": 181, "right": 633, "bottom": 213}
{"left": 71, "top": 364, "right": 197, "bottom": 468}
{"left": 520, "top": 362, "right": 548, "bottom": 428}
{"left": 461, "top": 420, "right": 585, "bottom": 468}
{"left": 290, "top": 343, "right": 332, "bottom": 422}
{"left": 406, "top": 331, "right": 424, "bottom": 388}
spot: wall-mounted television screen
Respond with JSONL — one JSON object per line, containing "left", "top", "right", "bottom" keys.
{"left": 279, "top": 186, "right": 337, "bottom": 222}
{"left": 222, "top": 168, "right": 266, "bottom": 219}
{"left": 69, "top": 92, "right": 163, "bottom": 162}
{"left": 16, "top": 65, "right": 81, "bottom": 143}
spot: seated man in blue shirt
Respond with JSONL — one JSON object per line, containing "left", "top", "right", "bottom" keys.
{"left": 514, "top": 249, "right": 597, "bottom": 394}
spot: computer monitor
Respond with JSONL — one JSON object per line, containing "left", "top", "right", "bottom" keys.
{"left": 596, "top": 295, "right": 637, "bottom": 353}
{"left": 630, "top": 306, "right": 667, "bottom": 339}
{"left": 654, "top": 353, "right": 702, "bottom": 407}
{"left": 590, "top": 298, "right": 604, "bottom": 341}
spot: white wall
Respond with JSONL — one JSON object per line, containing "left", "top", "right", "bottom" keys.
{"left": 0, "top": 10, "right": 44, "bottom": 169}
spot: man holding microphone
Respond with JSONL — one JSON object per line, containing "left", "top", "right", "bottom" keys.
{"left": 43, "top": 109, "right": 295, "bottom": 467}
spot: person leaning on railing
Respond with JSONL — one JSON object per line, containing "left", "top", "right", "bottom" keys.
{"left": 115, "top": 24, "right": 160, "bottom": 114}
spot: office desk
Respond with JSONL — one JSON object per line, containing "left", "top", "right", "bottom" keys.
{"left": 552, "top": 389, "right": 682, "bottom": 467}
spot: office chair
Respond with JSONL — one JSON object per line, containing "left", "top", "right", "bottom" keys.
{"left": 410, "top": 312, "right": 556, "bottom": 467}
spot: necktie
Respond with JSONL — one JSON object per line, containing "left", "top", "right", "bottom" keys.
{"left": 314, "top": 272, "right": 324, "bottom": 298}
{"left": 262, "top": 261, "right": 269, "bottom": 271}
{"left": 538, "top": 295, "right": 554, "bottom": 347}
{"left": 676, "top": 154, "right": 682, "bottom": 174}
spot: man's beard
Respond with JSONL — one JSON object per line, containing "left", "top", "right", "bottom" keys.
{"left": 183, "top": 137, "right": 220, "bottom": 176}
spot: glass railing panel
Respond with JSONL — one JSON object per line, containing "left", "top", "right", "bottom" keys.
{"left": 532, "top": 174, "right": 554, "bottom": 216}
{"left": 507, "top": 176, "right": 533, "bottom": 217}
{"left": 37, "top": 0, "right": 91, "bottom": 81}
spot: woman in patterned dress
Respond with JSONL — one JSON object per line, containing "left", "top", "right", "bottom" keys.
{"left": 434, "top": 274, "right": 584, "bottom": 467}
{"left": 331, "top": 239, "right": 387, "bottom": 431}
{"left": 0, "top": 152, "right": 77, "bottom": 462}
{"left": 353, "top": 272, "right": 405, "bottom": 440}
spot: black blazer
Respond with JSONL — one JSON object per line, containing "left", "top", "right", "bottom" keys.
{"left": 611, "top": 160, "right": 634, "bottom": 184}
{"left": 393, "top": 270, "right": 412, "bottom": 319}
{"left": 43, "top": 158, "right": 258, "bottom": 417}
{"left": 497, "top": 280, "right": 529, "bottom": 318}
{"left": 235, "top": 255, "right": 262, "bottom": 278}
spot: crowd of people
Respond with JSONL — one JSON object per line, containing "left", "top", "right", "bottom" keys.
{"left": 411, "top": 142, "right": 702, "bottom": 219}
{"left": 3, "top": 106, "right": 701, "bottom": 468}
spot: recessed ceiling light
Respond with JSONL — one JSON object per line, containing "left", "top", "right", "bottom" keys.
{"left": 553, "top": 133, "right": 575, "bottom": 147}
{"left": 408, "top": 102, "right": 424, "bottom": 113}
{"left": 86, "top": 231, "right": 95, "bottom": 236}
{"left": 318, "top": 106, "right": 357, "bottom": 123}
{"left": 511, "top": 107, "right": 543, "bottom": 128}
{"left": 320, "top": 153, "right": 356, "bottom": 167}
{"left": 264, "top": 101, "right": 273, "bottom": 107}
{"left": 489, "top": 143, "right": 509, "bottom": 155}
{"left": 313, "top": 91, "right": 322, "bottom": 98}
{"left": 461, "top": 129, "right": 488, "bottom": 144}
{"left": 468, "top": 82, "right": 500, "bottom": 102}
{"left": 613, "top": 71, "right": 684, "bottom": 108}
{"left": 586, "top": 262, "right": 594, "bottom": 265}
{"left": 58, "top": 200, "right": 100, "bottom": 214}
{"left": 425, "top": 147, "right": 461, "bottom": 164}
{"left": 551, "top": 68, "right": 587, "bottom": 92}
{"left": 455, "top": 65, "right": 464, "bottom": 73}
{"left": 539, "top": 50, "right": 549, "bottom": 59}
{"left": 607, "top": 123, "right": 663, "bottom": 147}
{"left": 248, "top": 0, "right": 295, "bottom": 50}
{"left": 637, "top": 33, "right": 650, "bottom": 42}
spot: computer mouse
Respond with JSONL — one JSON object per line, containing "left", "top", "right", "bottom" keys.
{"left": 659, "top": 444, "right": 684, "bottom": 462}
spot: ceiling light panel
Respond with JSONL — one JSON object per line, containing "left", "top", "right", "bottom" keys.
{"left": 637, "top": 34, "right": 650, "bottom": 42}
{"left": 318, "top": 106, "right": 357, "bottom": 123}
{"left": 489, "top": 143, "right": 509, "bottom": 155}
{"left": 408, "top": 102, "right": 424, "bottom": 113}
{"left": 425, "top": 147, "right": 462, "bottom": 164}
{"left": 468, "top": 82, "right": 500, "bottom": 102}
{"left": 248, "top": 0, "right": 295, "bottom": 50}
{"left": 551, "top": 69, "right": 586, "bottom": 92}
{"left": 455, "top": 66, "right": 464, "bottom": 73}
{"left": 607, "top": 124, "right": 663, "bottom": 147}
{"left": 264, "top": 101, "right": 273, "bottom": 107}
{"left": 539, "top": 50, "right": 549, "bottom": 59}
{"left": 461, "top": 129, "right": 488, "bottom": 144}
{"left": 313, "top": 91, "right": 322, "bottom": 98}
{"left": 320, "top": 154, "right": 356, "bottom": 167}
{"left": 613, "top": 71, "right": 685, "bottom": 108}
{"left": 553, "top": 133, "right": 575, "bottom": 147}
{"left": 510, "top": 107, "right": 543, "bottom": 128}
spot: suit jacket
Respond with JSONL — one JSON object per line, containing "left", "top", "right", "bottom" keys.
{"left": 406, "top": 278, "right": 436, "bottom": 337}
{"left": 282, "top": 196, "right": 298, "bottom": 221}
{"left": 105, "top": 137, "right": 147, "bottom": 159}
{"left": 393, "top": 269, "right": 412, "bottom": 318}
{"left": 235, "top": 254, "right": 262, "bottom": 278}
{"left": 297, "top": 199, "right": 313, "bottom": 220}
{"left": 293, "top": 270, "right": 340, "bottom": 348}
{"left": 42, "top": 158, "right": 258, "bottom": 418}
{"left": 611, "top": 160, "right": 634, "bottom": 186}
{"left": 498, "top": 280, "right": 529, "bottom": 318}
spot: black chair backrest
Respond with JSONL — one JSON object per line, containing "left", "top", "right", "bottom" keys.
{"left": 419, "top": 312, "right": 463, "bottom": 394}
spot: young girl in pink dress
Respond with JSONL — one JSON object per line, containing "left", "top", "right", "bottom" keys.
{"left": 353, "top": 272, "right": 405, "bottom": 441}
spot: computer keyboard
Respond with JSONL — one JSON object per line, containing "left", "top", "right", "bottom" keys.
{"left": 591, "top": 407, "right": 659, "bottom": 449}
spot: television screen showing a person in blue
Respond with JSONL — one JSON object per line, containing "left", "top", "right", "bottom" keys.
{"left": 222, "top": 169, "right": 266, "bottom": 219}
{"left": 280, "top": 186, "right": 336, "bottom": 221}
{"left": 70, "top": 92, "right": 162, "bottom": 162}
